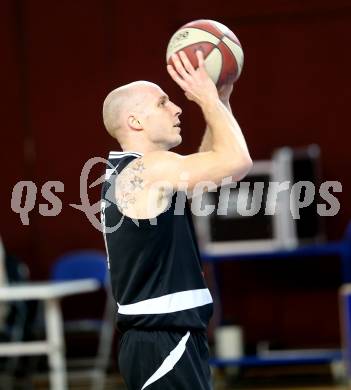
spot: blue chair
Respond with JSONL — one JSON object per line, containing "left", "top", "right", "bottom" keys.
{"left": 51, "top": 250, "right": 108, "bottom": 286}
{"left": 51, "top": 250, "right": 115, "bottom": 390}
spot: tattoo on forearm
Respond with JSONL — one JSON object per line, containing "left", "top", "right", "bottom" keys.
{"left": 116, "top": 159, "right": 145, "bottom": 213}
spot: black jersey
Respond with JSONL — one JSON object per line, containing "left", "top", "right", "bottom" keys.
{"left": 101, "top": 151, "right": 213, "bottom": 333}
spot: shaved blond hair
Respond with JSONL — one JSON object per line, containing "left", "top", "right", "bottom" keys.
{"left": 102, "top": 81, "right": 157, "bottom": 141}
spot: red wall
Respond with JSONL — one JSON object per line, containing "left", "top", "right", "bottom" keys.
{"left": 1, "top": 0, "right": 351, "bottom": 347}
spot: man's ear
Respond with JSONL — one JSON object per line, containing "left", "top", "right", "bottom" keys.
{"left": 127, "top": 115, "right": 143, "bottom": 130}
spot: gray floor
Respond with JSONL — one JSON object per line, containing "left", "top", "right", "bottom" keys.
{"left": 1, "top": 366, "right": 349, "bottom": 390}
{"left": 27, "top": 373, "right": 350, "bottom": 390}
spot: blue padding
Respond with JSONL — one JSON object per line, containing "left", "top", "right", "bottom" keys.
{"left": 51, "top": 250, "right": 108, "bottom": 286}
{"left": 209, "top": 350, "right": 342, "bottom": 367}
{"left": 202, "top": 241, "right": 350, "bottom": 263}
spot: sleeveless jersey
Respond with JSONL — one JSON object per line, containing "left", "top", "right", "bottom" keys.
{"left": 101, "top": 151, "right": 213, "bottom": 333}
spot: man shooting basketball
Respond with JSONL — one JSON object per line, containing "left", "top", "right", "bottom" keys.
{"left": 101, "top": 50, "right": 252, "bottom": 390}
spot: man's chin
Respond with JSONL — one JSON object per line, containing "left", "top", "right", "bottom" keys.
{"left": 163, "top": 135, "right": 182, "bottom": 150}
{"left": 172, "top": 134, "right": 182, "bottom": 148}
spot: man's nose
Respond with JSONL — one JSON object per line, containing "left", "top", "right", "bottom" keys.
{"left": 173, "top": 103, "right": 182, "bottom": 117}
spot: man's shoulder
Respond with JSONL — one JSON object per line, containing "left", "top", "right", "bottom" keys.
{"left": 141, "top": 150, "right": 180, "bottom": 162}
{"left": 138, "top": 151, "right": 183, "bottom": 179}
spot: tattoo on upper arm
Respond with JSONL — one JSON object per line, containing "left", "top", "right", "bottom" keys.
{"left": 116, "top": 159, "right": 145, "bottom": 213}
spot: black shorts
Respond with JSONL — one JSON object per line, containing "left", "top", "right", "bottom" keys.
{"left": 118, "top": 328, "right": 212, "bottom": 390}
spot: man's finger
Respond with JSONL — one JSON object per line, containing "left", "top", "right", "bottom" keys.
{"left": 167, "top": 65, "right": 189, "bottom": 90}
{"left": 196, "top": 50, "right": 205, "bottom": 68}
{"left": 171, "top": 53, "right": 192, "bottom": 81}
{"left": 179, "top": 51, "right": 195, "bottom": 74}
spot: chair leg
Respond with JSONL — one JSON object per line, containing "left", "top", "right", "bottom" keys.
{"left": 4, "top": 301, "right": 27, "bottom": 384}
{"left": 91, "top": 289, "right": 115, "bottom": 390}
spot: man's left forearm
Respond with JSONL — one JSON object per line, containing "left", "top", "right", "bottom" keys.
{"left": 198, "top": 98, "right": 232, "bottom": 152}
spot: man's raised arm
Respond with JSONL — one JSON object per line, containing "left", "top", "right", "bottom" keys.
{"left": 141, "top": 50, "right": 252, "bottom": 192}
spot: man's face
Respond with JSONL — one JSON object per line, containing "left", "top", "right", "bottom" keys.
{"left": 139, "top": 85, "right": 182, "bottom": 150}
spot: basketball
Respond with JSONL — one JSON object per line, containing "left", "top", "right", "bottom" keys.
{"left": 166, "top": 20, "right": 244, "bottom": 87}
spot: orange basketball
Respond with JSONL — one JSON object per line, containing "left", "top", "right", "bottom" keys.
{"left": 166, "top": 19, "right": 244, "bottom": 87}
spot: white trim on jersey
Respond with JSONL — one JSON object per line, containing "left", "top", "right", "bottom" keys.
{"left": 105, "top": 168, "right": 117, "bottom": 180}
{"left": 141, "top": 331, "right": 190, "bottom": 390}
{"left": 117, "top": 288, "right": 213, "bottom": 315}
{"left": 100, "top": 200, "right": 110, "bottom": 269}
{"left": 105, "top": 151, "right": 143, "bottom": 178}
{"left": 108, "top": 151, "right": 143, "bottom": 159}
{"left": 109, "top": 150, "right": 142, "bottom": 154}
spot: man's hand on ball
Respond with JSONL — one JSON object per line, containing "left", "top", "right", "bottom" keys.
{"left": 167, "top": 50, "right": 219, "bottom": 107}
